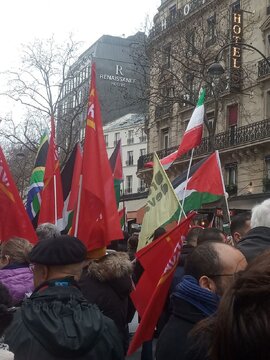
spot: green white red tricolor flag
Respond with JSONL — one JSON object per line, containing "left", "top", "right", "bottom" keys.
{"left": 146, "top": 88, "right": 205, "bottom": 169}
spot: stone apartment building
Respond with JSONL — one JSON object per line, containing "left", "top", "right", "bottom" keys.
{"left": 103, "top": 113, "right": 148, "bottom": 224}
{"left": 138, "top": 0, "right": 270, "bottom": 212}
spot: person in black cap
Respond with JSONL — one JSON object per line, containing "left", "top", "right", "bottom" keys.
{"left": 4, "top": 235, "right": 124, "bottom": 360}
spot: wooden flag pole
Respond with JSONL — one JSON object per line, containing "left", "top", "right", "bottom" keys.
{"left": 53, "top": 174, "right": 57, "bottom": 226}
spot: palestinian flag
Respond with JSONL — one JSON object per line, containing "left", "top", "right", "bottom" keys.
{"left": 26, "top": 133, "right": 49, "bottom": 226}
{"left": 172, "top": 151, "right": 225, "bottom": 215}
{"left": 118, "top": 207, "right": 126, "bottom": 229}
{"left": 61, "top": 143, "right": 82, "bottom": 233}
{"left": 146, "top": 88, "right": 205, "bottom": 170}
{"left": 109, "top": 139, "right": 123, "bottom": 208}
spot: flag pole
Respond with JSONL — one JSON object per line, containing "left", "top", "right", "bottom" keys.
{"left": 216, "top": 150, "right": 231, "bottom": 224}
{"left": 53, "top": 174, "right": 57, "bottom": 226}
{"left": 178, "top": 148, "right": 194, "bottom": 222}
{"left": 74, "top": 174, "right": 83, "bottom": 237}
{"left": 122, "top": 178, "right": 127, "bottom": 231}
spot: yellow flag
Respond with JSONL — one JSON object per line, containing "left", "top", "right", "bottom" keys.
{"left": 137, "top": 153, "right": 181, "bottom": 250}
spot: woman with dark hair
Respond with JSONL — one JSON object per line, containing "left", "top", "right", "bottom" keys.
{"left": 0, "top": 283, "right": 14, "bottom": 359}
{"left": 186, "top": 250, "right": 270, "bottom": 360}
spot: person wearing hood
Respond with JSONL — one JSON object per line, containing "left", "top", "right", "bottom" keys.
{"left": 4, "top": 235, "right": 124, "bottom": 360}
{"left": 79, "top": 249, "right": 133, "bottom": 353}
{"left": 237, "top": 199, "right": 270, "bottom": 262}
{"left": 0, "top": 237, "right": 34, "bottom": 306}
{"left": 155, "top": 242, "right": 247, "bottom": 360}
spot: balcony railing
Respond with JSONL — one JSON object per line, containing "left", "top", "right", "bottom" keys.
{"left": 138, "top": 118, "right": 270, "bottom": 171}
{"left": 258, "top": 57, "right": 270, "bottom": 78}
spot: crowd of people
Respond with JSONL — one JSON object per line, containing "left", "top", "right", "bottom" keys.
{"left": 0, "top": 198, "right": 270, "bottom": 359}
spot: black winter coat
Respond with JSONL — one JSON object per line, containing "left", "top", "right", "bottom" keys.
{"left": 237, "top": 226, "right": 270, "bottom": 263}
{"left": 79, "top": 252, "right": 133, "bottom": 352}
{"left": 5, "top": 278, "right": 124, "bottom": 360}
{"left": 156, "top": 297, "right": 206, "bottom": 360}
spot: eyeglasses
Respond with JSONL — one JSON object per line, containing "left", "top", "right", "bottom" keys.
{"left": 207, "top": 271, "right": 244, "bottom": 279}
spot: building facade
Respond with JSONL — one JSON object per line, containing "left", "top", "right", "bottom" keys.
{"left": 103, "top": 113, "right": 148, "bottom": 223}
{"left": 138, "top": 0, "right": 270, "bottom": 212}
{"left": 57, "top": 32, "right": 147, "bottom": 161}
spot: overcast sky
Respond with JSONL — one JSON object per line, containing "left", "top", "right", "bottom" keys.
{"left": 0, "top": 0, "right": 160, "bottom": 118}
{"left": 0, "top": 0, "right": 160, "bottom": 70}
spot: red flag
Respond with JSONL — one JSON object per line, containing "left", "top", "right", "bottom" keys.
{"left": 127, "top": 213, "right": 194, "bottom": 355}
{"left": 38, "top": 118, "right": 64, "bottom": 228}
{"left": 0, "top": 147, "right": 37, "bottom": 244}
{"left": 71, "top": 63, "right": 123, "bottom": 251}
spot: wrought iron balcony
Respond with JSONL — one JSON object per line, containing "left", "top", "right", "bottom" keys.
{"left": 258, "top": 57, "right": 270, "bottom": 78}
{"left": 137, "top": 118, "right": 270, "bottom": 171}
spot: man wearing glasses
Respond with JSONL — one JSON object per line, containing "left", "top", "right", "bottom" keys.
{"left": 156, "top": 241, "right": 247, "bottom": 360}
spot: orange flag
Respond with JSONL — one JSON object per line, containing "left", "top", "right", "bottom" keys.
{"left": 71, "top": 63, "right": 123, "bottom": 251}
{"left": 128, "top": 213, "right": 195, "bottom": 355}
{"left": 0, "top": 147, "right": 37, "bottom": 244}
{"left": 38, "top": 118, "right": 64, "bottom": 228}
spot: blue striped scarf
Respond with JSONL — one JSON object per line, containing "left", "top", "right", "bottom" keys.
{"left": 173, "top": 275, "right": 220, "bottom": 316}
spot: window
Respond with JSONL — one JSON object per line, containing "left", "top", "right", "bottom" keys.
{"left": 231, "top": 0, "right": 240, "bottom": 11}
{"left": 206, "top": 14, "right": 216, "bottom": 46}
{"left": 104, "top": 134, "right": 108, "bottom": 147}
{"left": 139, "top": 129, "right": 147, "bottom": 143}
{"left": 186, "top": 31, "right": 196, "bottom": 55}
{"left": 126, "top": 175, "right": 133, "bottom": 194}
{"left": 138, "top": 178, "right": 146, "bottom": 192}
{"left": 265, "top": 156, "right": 270, "bottom": 179}
{"left": 225, "top": 164, "right": 237, "bottom": 185}
{"left": 80, "top": 127, "right": 85, "bottom": 142}
{"left": 228, "top": 104, "right": 238, "bottom": 127}
{"left": 140, "top": 148, "right": 146, "bottom": 157}
{"left": 126, "top": 151, "right": 134, "bottom": 166}
{"left": 203, "top": 111, "right": 215, "bottom": 137}
{"left": 78, "top": 89, "right": 83, "bottom": 105}
{"left": 63, "top": 101, "right": 68, "bottom": 115}
{"left": 127, "top": 129, "right": 134, "bottom": 144}
{"left": 114, "top": 132, "right": 120, "bottom": 146}
{"left": 161, "top": 17, "right": 167, "bottom": 30}
{"left": 163, "top": 44, "right": 171, "bottom": 69}
{"left": 169, "top": 5, "right": 177, "bottom": 22}
{"left": 161, "top": 128, "right": 169, "bottom": 149}
{"left": 266, "top": 91, "right": 270, "bottom": 118}
{"left": 265, "top": 33, "right": 270, "bottom": 57}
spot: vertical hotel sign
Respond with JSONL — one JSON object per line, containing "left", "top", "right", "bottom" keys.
{"left": 230, "top": 10, "right": 243, "bottom": 92}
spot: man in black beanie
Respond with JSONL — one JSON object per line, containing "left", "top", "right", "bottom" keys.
{"left": 5, "top": 235, "right": 124, "bottom": 360}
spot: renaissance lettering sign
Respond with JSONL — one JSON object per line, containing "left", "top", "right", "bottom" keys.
{"left": 230, "top": 10, "right": 243, "bottom": 92}
{"left": 99, "top": 64, "right": 136, "bottom": 87}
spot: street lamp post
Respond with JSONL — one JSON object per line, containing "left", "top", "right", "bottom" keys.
{"left": 207, "top": 42, "right": 270, "bottom": 77}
